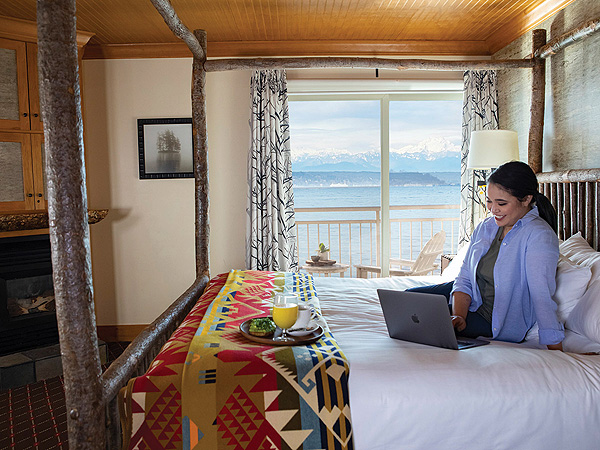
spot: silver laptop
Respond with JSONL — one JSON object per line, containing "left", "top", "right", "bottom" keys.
{"left": 377, "top": 289, "right": 490, "bottom": 350}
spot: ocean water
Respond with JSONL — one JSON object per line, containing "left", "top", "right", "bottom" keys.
{"left": 294, "top": 184, "right": 459, "bottom": 209}
{"left": 293, "top": 185, "right": 461, "bottom": 273}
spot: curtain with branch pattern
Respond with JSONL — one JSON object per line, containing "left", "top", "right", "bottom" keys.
{"left": 459, "top": 70, "right": 499, "bottom": 246}
{"left": 246, "top": 70, "right": 298, "bottom": 271}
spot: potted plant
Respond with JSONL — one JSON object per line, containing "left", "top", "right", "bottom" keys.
{"left": 316, "top": 243, "right": 330, "bottom": 261}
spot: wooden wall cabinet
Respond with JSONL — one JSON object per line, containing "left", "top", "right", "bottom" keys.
{"left": 0, "top": 17, "right": 92, "bottom": 214}
{"left": 0, "top": 132, "right": 46, "bottom": 211}
{"left": 0, "top": 36, "right": 46, "bottom": 212}
{"left": 0, "top": 38, "right": 42, "bottom": 132}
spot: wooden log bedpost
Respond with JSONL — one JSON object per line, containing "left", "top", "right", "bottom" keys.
{"left": 528, "top": 29, "right": 547, "bottom": 174}
{"left": 192, "top": 30, "right": 210, "bottom": 278}
{"left": 204, "top": 57, "right": 535, "bottom": 72}
{"left": 36, "top": 0, "right": 105, "bottom": 448}
{"left": 150, "top": 0, "right": 209, "bottom": 278}
{"left": 535, "top": 18, "right": 600, "bottom": 59}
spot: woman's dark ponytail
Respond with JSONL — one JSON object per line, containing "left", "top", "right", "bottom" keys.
{"left": 533, "top": 192, "right": 557, "bottom": 233}
{"left": 488, "top": 161, "right": 557, "bottom": 233}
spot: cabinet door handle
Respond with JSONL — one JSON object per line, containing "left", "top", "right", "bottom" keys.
{"left": 23, "top": 112, "right": 28, "bottom": 117}
{"left": 37, "top": 193, "right": 43, "bottom": 197}
{"left": 33, "top": 113, "right": 39, "bottom": 118}
{"left": 27, "top": 193, "right": 33, "bottom": 197}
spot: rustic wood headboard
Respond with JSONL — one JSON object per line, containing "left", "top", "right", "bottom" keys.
{"left": 537, "top": 168, "right": 600, "bottom": 251}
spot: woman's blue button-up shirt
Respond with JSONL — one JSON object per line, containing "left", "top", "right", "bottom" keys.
{"left": 451, "top": 206, "right": 564, "bottom": 345}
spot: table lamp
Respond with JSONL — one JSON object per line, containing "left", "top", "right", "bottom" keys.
{"left": 467, "top": 130, "right": 519, "bottom": 221}
{"left": 467, "top": 130, "right": 519, "bottom": 170}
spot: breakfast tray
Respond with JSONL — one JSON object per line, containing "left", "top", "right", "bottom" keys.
{"left": 239, "top": 318, "right": 324, "bottom": 346}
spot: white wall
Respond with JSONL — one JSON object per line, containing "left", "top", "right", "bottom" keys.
{"left": 82, "top": 58, "right": 250, "bottom": 325}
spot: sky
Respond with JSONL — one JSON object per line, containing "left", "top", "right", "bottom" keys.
{"left": 288, "top": 99, "right": 462, "bottom": 156}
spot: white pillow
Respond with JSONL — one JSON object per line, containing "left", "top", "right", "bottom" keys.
{"left": 554, "top": 256, "right": 592, "bottom": 322}
{"left": 440, "top": 244, "right": 469, "bottom": 281}
{"left": 559, "top": 232, "right": 600, "bottom": 281}
{"left": 566, "top": 278, "right": 600, "bottom": 344}
{"left": 524, "top": 255, "right": 591, "bottom": 342}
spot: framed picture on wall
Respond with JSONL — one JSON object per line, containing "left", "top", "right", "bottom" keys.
{"left": 137, "top": 118, "right": 194, "bottom": 179}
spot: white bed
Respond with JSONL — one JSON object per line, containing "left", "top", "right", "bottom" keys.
{"left": 313, "top": 247, "right": 600, "bottom": 450}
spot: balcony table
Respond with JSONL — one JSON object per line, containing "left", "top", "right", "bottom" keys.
{"left": 301, "top": 263, "right": 350, "bottom": 277}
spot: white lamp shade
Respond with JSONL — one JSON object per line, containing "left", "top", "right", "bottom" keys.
{"left": 467, "top": 130, "right": 519, "bottom": 169}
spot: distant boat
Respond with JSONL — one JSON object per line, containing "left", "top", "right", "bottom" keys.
{"left": 329, "top": 182, "right": 349, "bottom": 187}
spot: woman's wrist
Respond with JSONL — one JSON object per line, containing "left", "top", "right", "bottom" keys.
{"left": 451, "top": 291, "right": 471, "bottom": 319}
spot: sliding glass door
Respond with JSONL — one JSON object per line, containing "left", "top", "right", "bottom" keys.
{"left": 387, "top": 95, "right": 462, "bottom": 275}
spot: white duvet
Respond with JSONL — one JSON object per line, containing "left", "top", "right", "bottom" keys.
{"left": 314, "top": 276, "right": 600, "bottom": 450}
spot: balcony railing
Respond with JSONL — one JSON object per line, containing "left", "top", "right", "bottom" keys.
{"left": 295, "top": 204, "right": 460, "bottom": 278}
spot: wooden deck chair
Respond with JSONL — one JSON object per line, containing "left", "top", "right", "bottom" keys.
{"left": 355, "top": 230, "right": 446, "bottom": 278}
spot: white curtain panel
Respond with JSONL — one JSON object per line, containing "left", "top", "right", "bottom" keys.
{"left": 459, "top": 70, "right": 499, "bottom": 246}
{"left": 246, "top": 70, "right": 298, "bottom": 271}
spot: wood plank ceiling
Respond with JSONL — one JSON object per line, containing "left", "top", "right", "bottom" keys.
{"left": 0, "top": 0, "right": 576, "bottom": 58}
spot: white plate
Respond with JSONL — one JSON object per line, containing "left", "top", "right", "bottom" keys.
{"left": 288, "top": 322, "right": 319, "bottom": 337}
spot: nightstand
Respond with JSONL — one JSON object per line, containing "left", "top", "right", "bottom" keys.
{"left": 440, "top": 254, "right": 456, "bottom": 273}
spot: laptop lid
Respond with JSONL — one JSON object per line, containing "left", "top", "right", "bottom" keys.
{"left": 377, "top": 289, "right": 489, "bottom": 350}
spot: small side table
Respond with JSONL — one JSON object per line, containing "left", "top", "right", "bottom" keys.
{"left": 301, "top": 263, "right": 350, "bottom": 277}
{"left": 441, "top": 254, "right": 456, "bottom": 273}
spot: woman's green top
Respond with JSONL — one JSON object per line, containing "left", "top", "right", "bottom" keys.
{"left": 475, "top": 227, "right": 504, "bottom": 323}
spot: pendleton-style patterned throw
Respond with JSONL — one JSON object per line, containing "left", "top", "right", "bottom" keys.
{"left": 120, "top": 270, "right": 353, "bottom": 450}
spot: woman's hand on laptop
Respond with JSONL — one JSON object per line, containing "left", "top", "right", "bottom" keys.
{"left": 451, "top": 292, "right": 471, "bottom": 333}
{"left": 451, "top": 315, "right": 467, "bottom": 332}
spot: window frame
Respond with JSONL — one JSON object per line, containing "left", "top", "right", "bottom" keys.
{"left": 289, "top": 90, "right": 463, "bottom": 276}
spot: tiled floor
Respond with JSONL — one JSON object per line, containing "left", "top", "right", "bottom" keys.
{"left": 0, "top": 342, "right": 129, "bottom": 450}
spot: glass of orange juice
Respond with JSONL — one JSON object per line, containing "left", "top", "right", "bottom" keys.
{"left": 272, "top": 293, "right": 299, "bottom": 342}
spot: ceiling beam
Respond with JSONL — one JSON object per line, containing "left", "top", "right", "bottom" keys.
{"left": 83, "top": 39, "right": 491, "bottom": 60}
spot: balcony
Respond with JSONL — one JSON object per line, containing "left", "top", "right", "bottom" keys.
{"left": 295, "top": 204, "right": 460, "bottom": 278}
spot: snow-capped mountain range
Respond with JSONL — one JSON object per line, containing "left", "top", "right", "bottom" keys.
{"left": 292, "top": 137, "right": 461, "bottom": 172}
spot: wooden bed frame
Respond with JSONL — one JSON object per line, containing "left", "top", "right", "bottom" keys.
{"left": 33, "top": 1, "right": 600, "bottom": 448}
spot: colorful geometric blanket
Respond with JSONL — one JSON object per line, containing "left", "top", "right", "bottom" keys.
{"left": 120, "top": 270, "right": 353, "bottom": 450}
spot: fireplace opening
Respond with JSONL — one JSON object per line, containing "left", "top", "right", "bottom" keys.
{"left": 0, "top": 234, "right": 59, "bottom": 356}
{"left": 7, "top": 274, "right": 55, "bottom": 317}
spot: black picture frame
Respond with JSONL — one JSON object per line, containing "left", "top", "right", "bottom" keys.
{"left": 137, "top": 118, "right": 194, "bottom": 179}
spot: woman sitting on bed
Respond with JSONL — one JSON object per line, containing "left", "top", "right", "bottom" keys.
{"left": 409, "top": 161, "right": 564, "bottom": 350}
